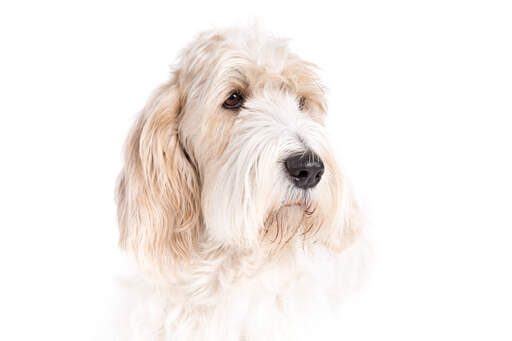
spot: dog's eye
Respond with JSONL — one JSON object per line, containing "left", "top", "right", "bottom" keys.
{"left": 298, "top": 96, "right": 306, "bottom": 111}
{"left": 223, "top": 91, "right": 244, "bottom": 110}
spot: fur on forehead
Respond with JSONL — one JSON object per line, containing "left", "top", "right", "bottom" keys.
{"left": 173, "top": 27, "right": 327, "bottom": 115}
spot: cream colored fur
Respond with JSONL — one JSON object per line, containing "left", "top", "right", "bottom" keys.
{"left": 114, "top": 26, "right": 367, "bottom": 341}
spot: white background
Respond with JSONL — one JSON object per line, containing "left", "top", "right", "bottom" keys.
{"left": 1, "top": 0, "right": 511, "bottom": 340}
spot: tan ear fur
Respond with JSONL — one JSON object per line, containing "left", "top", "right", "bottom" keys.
{"left": 323, "top": 172, "right": 363, "bottom": 254}
{"left": 115, "top": 81, "right": 201, "bottom": 271}
{"left": 336, "top": 200, "right": 362, "bottom": 252}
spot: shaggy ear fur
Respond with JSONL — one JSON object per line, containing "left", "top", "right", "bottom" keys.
{"left": 322, "top": 169, "right": 362, "bottom": 254}
{"left": 335, "top": 200, "right": 362, "bottom": 252}
{"left": 115, "top": 81, "right": 201, "bottom": 271}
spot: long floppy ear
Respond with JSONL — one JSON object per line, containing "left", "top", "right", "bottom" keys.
{"left": 336, "top": 198, "right": 362, "bottom": 252}
{"left": 321, "top": 166, "right": 363, "bottom": 253}
{"left": 115, "top": 81, "right": 201, "bottom": 271}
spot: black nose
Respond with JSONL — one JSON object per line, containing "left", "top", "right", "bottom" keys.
{"left": 284, "top": 152, "right": 325, "bottom": 189}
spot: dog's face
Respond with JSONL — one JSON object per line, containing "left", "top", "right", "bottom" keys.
{"left": 116, "top": 28, "right": 359, "bottom": 270}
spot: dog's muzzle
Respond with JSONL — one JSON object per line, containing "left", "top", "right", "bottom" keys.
{"left": 284, "top": 151, "right": 324, "bottom": 189}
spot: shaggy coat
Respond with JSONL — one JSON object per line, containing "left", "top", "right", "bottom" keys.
{"left": 115, "top": 27, "right": 366, "bottom": 341}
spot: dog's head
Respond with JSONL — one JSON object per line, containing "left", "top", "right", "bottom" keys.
{"left": 116, "top": 27, "right": 360, "bottom": 271}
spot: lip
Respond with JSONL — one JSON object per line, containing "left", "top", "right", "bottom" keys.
{"left": 281, "top": 201, "right": 303, "bottom": 208}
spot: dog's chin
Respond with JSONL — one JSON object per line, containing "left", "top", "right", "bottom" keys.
{"left": 261, "top": 195, "right": 322, "bottom": 251}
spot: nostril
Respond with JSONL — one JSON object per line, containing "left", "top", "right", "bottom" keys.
{"left": 298, "top": 170, "right": 309, "bottom": 179}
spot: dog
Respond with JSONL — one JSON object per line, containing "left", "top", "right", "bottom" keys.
{"left": 114, "top": 26, "right": 367, "bottom": 341}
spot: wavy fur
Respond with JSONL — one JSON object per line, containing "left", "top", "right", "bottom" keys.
{"left": 114, "top": 26, "right": 367, "bottom": 340}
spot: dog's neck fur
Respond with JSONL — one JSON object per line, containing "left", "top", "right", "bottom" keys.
{"left": 114, "top": 235, "right": 366, "bottom": 341}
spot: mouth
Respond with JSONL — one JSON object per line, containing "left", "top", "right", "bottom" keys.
{"left": 281, "top": 201, "right": 303, "bottom": 208}
{"left": 281, "top": 186, "right": 314, "bottom": 209}
{"left": 280, "top": 200, "right": 316, "bottom": 215}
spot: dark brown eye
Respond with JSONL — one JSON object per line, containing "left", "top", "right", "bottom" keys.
{"left": 298, "top": 96, "right": 306, "bottom": 110}
{"left": 223, "top": 91, "right": 244, "bottom": 110}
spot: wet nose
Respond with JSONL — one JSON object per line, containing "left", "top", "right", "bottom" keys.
{"left": 284, "top": 151, "right": 324, "bottom": 189}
